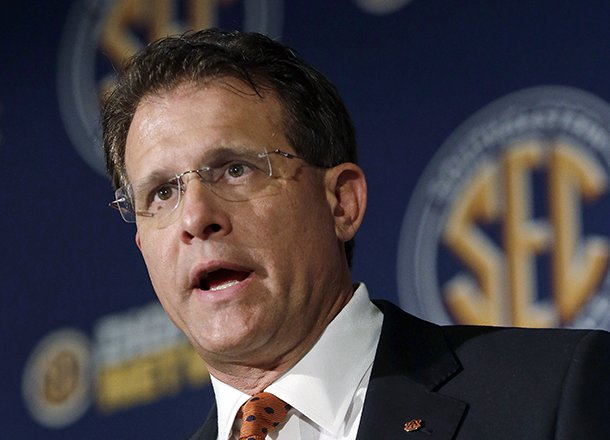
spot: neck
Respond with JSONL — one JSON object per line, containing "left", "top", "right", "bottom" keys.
{"left": 207, "top": 363, "right": 288, "bottom": 395}
{"left": 205, "top": 283, "right": 355, "bottom": 395}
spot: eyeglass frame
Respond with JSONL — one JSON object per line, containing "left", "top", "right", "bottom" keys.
{"left": 108, "top": 148, "right": 307, "bottom": 224}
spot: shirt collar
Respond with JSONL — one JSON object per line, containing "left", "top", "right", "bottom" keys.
{"left": 211, "top": 377, "right": 250, "bottom": 440}
{"left": 211, "top": 283, "right": 383, "bottom": 439}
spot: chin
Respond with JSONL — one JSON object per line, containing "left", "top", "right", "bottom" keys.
{"left": 190, "top": 325, "right": 259, "bottom": 358}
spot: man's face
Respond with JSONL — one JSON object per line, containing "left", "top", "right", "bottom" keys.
{"left": 124, "top": 79, "right": 359, "bottom": 369}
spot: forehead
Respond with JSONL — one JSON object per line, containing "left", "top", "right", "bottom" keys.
{"left": 124, "top": 79, "right": 287, "bottom": 181}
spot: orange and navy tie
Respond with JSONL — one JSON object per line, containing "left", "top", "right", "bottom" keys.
{"left": 239, "top": 392, "right": 291, "bottom": 440}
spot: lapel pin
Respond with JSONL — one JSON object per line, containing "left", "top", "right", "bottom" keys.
{"left": 404, "top": 419, "right": 424, "bottom": 432}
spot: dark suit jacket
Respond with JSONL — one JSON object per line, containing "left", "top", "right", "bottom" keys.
{"left": 188, "top": 300, "right": 610, "bottom": 439}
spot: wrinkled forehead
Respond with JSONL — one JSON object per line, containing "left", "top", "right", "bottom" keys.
{"left": 123, "top": 78, "right": 289, "bottom": 184}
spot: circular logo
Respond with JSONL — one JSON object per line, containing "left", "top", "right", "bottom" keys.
{"left": 57, "top": 0, "right": 284, "bottom": 176}
{"left": 398, "top": 86, "right": 610, "bottom": 329}
{"left": 22, "top": 328, "right": 92, "bottom": 428}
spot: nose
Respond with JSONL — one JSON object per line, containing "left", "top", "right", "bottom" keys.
{"left": 178, "top": 177, "right": 232, "bottom": 242}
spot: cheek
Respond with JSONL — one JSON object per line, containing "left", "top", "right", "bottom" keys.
{"left": 139, "top": 232, "right": 176, "bottom": 290}
{"left": 249, "top": 186, "right": 336, "bottom": 257}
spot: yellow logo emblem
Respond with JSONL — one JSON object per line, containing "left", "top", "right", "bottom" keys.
{"left": 399, "top": 86, "right": 610, "bottom": 328}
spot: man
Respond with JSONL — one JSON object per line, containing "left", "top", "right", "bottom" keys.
{"left": 102, "top": 29, "right": 610, "bottom": 439}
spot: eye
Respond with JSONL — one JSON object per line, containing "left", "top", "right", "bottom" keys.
{"left": 227, "top": 163, "right": 246, "bottom": 178}
{"left": 148, "top": 180, "right": 180, "bottom": 210}
{"left": 155, "top": 184, "right": 175, "bottom": 201}
{"left": 222, "top": 160, "right": 263, "bottom": 182}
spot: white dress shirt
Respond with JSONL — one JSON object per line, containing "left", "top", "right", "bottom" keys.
{"left": 210, "top": 283, "right": 383, "bottom": 440}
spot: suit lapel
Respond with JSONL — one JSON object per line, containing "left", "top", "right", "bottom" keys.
{"left": 356, "top": 301, "right": 467, "bottom": 439}
{"left": 191, "top": 301, "right": 467, "bottom": 440}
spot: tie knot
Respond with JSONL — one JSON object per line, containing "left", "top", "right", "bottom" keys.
{"left": 239, "top": 392, "right": 291, "bottom": 440}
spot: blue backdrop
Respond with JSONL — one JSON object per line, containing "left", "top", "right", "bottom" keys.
{"left": 4, "top": 0, "right": 610, "bottom": 438}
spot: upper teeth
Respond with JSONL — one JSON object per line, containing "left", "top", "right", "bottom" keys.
{"left": 210, "top": 280, "right": 240, "bottom": 291}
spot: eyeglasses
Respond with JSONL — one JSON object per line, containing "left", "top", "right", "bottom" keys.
{"left": 109, "top": 148, "right": 305, "bottom": 227}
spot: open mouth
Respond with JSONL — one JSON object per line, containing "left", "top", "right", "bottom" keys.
{"left": 199, "top": 268, "right": 251, "bottom": 291}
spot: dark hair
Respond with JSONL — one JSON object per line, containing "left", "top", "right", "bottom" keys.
{"left": 102, "top": 28, "right": 358, "bottom": 265}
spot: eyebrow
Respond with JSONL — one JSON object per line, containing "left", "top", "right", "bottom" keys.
{"left": 202, "top": 145, "right": 263, "bottom": 160}
{"left": 131, "top": 145, "right": 267, "bottom": 186}
{"left": 130, "top": 170, "right": 171, "bottom": 191}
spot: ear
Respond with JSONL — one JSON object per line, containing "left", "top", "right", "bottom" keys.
{"left": 325, "top": 163, "right": 367, "bottom": 242}
{"left": 135, "top": 230, "right": 143, "bottom": 251}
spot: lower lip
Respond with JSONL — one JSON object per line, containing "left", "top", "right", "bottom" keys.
{"left": 191, "top": 273, "right": 254, "bottom": 302}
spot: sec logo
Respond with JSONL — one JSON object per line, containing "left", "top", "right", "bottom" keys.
{"left": 57, "top": 0, "right": 284, "bottom": 176}
{"left": 398, "top": 86, "right": 610, "bottom": 330}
